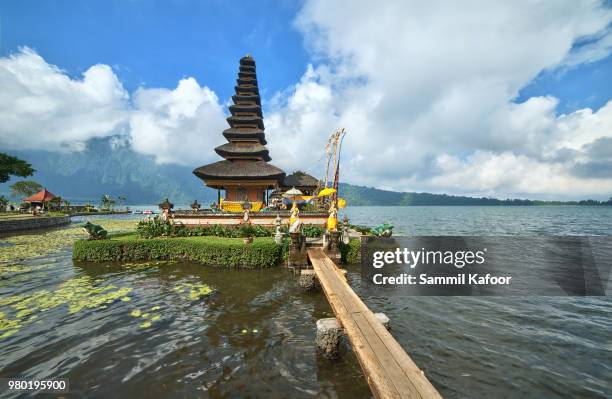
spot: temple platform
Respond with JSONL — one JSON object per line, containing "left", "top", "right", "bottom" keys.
{"left": 172, "top": 211, "right": 328, "bottom": 227}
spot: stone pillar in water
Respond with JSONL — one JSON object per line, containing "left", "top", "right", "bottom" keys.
{"left": 326, "top": 231, "right": 342, "bottom": 265}
{"left": 288, "top": 232, "right": 307, "bottom": 267}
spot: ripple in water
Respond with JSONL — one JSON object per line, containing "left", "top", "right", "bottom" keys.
{"left": 0, "top": 207, "right": 611, "bottom": 398}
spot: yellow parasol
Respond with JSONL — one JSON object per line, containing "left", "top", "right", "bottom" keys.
{"left": 317, "top": 187, "right": 336, "bottom": 197}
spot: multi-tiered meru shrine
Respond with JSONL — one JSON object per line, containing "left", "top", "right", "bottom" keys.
{"left": 193, "top": 55, "right": 286, "bottom": 212}
{"left": 174, "top": 55, "right": 327, "bottom": 226}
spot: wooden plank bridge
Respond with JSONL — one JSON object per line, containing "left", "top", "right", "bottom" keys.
{"left": 307, "top": 247, "right": 442, "bottom": 399}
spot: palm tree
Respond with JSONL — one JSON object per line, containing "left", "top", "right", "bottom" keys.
{"left": 0, "top": 195, "right": 8, "bottom": 212}
{"left": 118, "top": 195, "right": 127, "bottom": 210}
{"left": 101, "top": 194, "right": 111, "bottom": 211}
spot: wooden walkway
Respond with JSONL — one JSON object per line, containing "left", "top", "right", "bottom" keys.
{"left": 308, "top": 248, "right": 442, "bottom": 399}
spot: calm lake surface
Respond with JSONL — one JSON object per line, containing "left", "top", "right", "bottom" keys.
{"left": 1, "top": 206, "right": 611, "bottom": 398}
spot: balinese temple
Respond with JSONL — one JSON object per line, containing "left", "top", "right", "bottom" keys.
{"left": 193, "top": 55, "right": 285, "bottom": 212}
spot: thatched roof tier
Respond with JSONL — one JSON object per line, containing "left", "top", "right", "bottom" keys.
{"left": 282, "top": 172, "right": 320, "bottom": 189}
{"left": 229, "top": 103, "right": 262, "bottom": 117}
{"left": 237, "top": 75, "right": 256, "bottom": 82}
{"left": 215, "top": 142, "right": 271, "bottom": 161}
{"left": 238, "top": 71, "right": 256, "bottom": 79}
{"left": 232, "top": 93, "right": 261, "bottom": 106}
{"left": 193, "top": 160, "right": 285, "bottom": 181}
{"left": 227, "top": 115, "right": 264, "bottom": 130}
{"left": 239, "top": 65, "right": 256, "bottom": 73}
{"left": 240, "top": 55, "right": 255, "bottom": 65}
{"left": 235, "top": 84, "right": 259, "bottom": 95}
{"left": 222, "top": 128, "right": 267, "bottom": 144}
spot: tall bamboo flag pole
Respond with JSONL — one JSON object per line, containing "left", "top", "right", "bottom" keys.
{"left": 332, "top": 128, "right": 346, "bottom": 205}
{"left": 324, "top": 140, "right": 332, "bottom": 188}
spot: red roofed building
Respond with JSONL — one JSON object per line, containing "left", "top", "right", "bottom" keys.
{"left": 23, "top": 189, "right": 56, "bottom": 209}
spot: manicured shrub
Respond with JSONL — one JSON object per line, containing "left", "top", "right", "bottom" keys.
{"left": 137, "top": 217, "right": 276, "bottom": 239}
{"left": 73, "top": 235, "right": 282, "bottom": 268}
{"left": 301, "top": 225, "right": 324, "bottom": 238}
{"left": 340, "top": 238, "right": 361, "bottom": 264}
{"left": 350, "top": 224, "right": 372, "bottom": 235}
{"left": 136, "top": 217, "right": 324, "bottom": 239}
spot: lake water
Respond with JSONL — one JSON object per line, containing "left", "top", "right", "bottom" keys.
{"left": 1, "top": 206, "right": 611, "bottom": 398}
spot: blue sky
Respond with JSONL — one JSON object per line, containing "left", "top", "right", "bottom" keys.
{"left": 1, "top": 1, "right": 611, "bottom": 199}
{"left": 0, "top": 0, "right": 310, "bottom": 99}
{"left": 2, "top": 0, "right": 608, "bottom": 114}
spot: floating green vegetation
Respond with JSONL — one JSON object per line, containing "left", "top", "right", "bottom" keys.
{"left": 0, "top": 219, "right": 138, "bottom": 268}
{"left": 129, "top": 305, "right": 164, "bottom": 329}
{"left": 173, "top": 282, "right": 213, "bottom": 301}
{"left": 0, "top": 275, "right": 133, "bottom": 340}
{"left": 121, "top": 260, "right": 179, "bottom": 271}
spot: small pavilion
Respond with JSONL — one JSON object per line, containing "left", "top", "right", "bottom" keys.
{"left": 193, "top": 55, "right": 285, "bottom": 212}
{"left": 23, "top": 188, "right": 57, "bottom": 210}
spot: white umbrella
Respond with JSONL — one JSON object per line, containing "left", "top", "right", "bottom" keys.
{"left": 283, "top": 187, "right": 303, "bottom": 199}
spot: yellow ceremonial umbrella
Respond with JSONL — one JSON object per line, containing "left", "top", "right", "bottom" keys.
{"left": 317, "top": 187, "right": 336, "bottom": 197}
{"left": 337, "top": 198, "right": 346, "bottom": 209}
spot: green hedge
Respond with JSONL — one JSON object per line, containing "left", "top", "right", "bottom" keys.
{"left": 340, "top": 238, "right": 361, "bottom": 264}
{"left": 73, "top": 236, "right": 283, "bottom": 268}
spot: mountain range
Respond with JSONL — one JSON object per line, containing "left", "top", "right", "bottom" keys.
{"left": 1, "top": 137, "right": 610, "bottom": 206}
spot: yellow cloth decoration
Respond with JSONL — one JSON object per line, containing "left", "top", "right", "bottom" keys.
{"left": 337, "top": 198, "right": 346, "bottom": 209}
{"left": 327, "top": 216, "right": 337, "bottom": 231}
{"left": 220, "top": 201, "right": 263, "bottom": 212}
{"left": 317, "top": 187, "right": 336, "bottom": 197}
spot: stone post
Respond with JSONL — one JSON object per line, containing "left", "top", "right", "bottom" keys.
{"left": 315, "top": 313, "right": 390, "bottom": 360}
{"left": 316, "top": 318, "right": 343, "bottom": 359}
{"left": 288, "top": 232, "right": 308, "bottom": 267}
{"left": 299, "top": 269, "right": 318, "bottom": 291}
{"left": 326, "top": 230, "right": 342, "bottom": 265}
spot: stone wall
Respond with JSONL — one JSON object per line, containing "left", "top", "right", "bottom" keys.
{"left": 0, "top": 216, "right": 71, "bottom": 233}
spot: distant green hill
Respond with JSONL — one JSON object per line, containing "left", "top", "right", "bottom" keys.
{"left": 1, "top": 137, "right": 610, "bottom": 206}
{"left": 337, "top": 183, "right": 612, "bottom": 206}
{"left": 0, "top": 137, "right": 217, "bottom": 205}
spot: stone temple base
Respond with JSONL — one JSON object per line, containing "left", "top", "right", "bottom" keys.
{"left": 172, "top": 211, "right": 328, "bottom": 227}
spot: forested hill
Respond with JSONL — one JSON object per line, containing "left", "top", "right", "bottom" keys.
{"left": 337, "top": 183, "right": 612, "bottom": 206}
{"left": 1, "top": 136, "right": 610, "bottom": 206}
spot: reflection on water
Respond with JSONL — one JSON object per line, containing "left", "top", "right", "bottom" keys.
{"left": 1, "top": 243, "right": 370, "bottom": 398}
{"left": 1, "top": 207, "right": 612, "bottom": 398}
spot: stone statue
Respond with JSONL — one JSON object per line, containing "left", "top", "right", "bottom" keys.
{"left": 342, "top": 215, "right": 350, "bottom": 244}
{"left": 289, "top": 201, "right": 300, "bottom": 226}
{"left": 372, "top": 222, "right": 394, "bottom": 237}
{"left": 243, "top": 208, "right": 250, "bottom": 224}
{"left": 327, "top": 202, "right": 338, "bottom": 231}
{"left": 274, "top": 214, "right": 283, "bottom": 244}
{"left": 83, "top": 221, "right": 108, "bottom": 240}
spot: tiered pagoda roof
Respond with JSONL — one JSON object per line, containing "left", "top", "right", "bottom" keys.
{"left": 193, "top": 55, "right": 285, "bottom": 183}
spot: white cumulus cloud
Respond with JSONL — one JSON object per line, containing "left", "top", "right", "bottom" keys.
{"left": 260, "top": 0, "right": 612, "bottom": 199}
{"left": 0, "top": 47, "right": 129, "bottom": 152}
{"left": 129, "top": 77, "right": 227, "bottom": 166}
{"left": 2, "top": 0, "right": 612, "bottom": 200}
